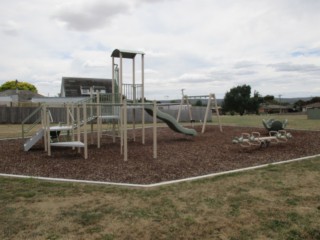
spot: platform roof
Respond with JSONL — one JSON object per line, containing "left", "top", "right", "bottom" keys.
{"left": 111, "top": 49, "right": 145, "bottom": 59}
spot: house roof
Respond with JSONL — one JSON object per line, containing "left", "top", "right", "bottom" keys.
{"left": 305, "top": 102, "right": 320, "bottom": 109}
{"left": 61, "top": 77, "right": 112, "bottom": 97}
{"left": 261, "top": 104, "right": 291, "bottom": 109}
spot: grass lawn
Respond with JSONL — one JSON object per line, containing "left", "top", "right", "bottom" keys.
{"left": 212, "top": 113, "right": 320, "bottom": 130}
{"left": 1, "top": 157, "right": 320, "bottom": 239}
{"left": 0, "top": 113, "right": 319, "bottom": 239}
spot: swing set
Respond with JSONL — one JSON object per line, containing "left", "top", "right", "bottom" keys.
{"left": 176, "top": 89, "right": 222, "bottom": 133}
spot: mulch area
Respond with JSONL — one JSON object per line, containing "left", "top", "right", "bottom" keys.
{"left": 0, "top": 125, "right": 319, "bottom": 184}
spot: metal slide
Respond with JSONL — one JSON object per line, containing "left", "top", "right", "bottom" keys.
{"left": 144, "top": 106, "right": 197, "bottom": 136}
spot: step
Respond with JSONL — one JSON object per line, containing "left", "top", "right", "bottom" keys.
{"left": 50, "top": 141, "right": 85, "bottom": 147}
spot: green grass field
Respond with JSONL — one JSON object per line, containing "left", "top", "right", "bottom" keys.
{"left": 1, "top": 158, "right": 320, "bottom": 239}
{"left": 0, "top": 113, "right": 319, "bottom": 239}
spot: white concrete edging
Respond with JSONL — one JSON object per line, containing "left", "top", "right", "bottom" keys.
{"left": 1, "top": 154, "right": 320, "bottom": 188}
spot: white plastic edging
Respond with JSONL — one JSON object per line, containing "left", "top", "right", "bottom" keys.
{"left": 0, "top": 154, "right": 319, "bottom": 188}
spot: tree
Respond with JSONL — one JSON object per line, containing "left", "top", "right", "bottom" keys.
{"left": 263, "top": 95, "right": 275, "bottom": 103}
{"left": 194, "top": 100, "right": 203, "bottom": 106}
{"left": 293, "top": 96, "right": 320, "bottom": 111}
{"left": 248, "top": 90, "right": 263, "bottom": 114}
{"left": 222, "top": 85, "right": 262, "bottom": 115}
{"left": 0, "top": 80, "right": 38, "bottom": 93}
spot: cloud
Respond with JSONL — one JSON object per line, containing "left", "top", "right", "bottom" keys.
{"left": 268, "top": 63, "right": 320, "bottom": 73}
{"left": 233, "top": 61, "right": 260, "bottom": 69}
{"left": 291, "top": 48, "right": 320, "bottom": 57}
{"left": 53, "top": 1, "right": 131, "bottom": 31}
{"left": 1, "top": 0, "right": 320, "bottom": 99}
{"left": 0, "top": 21, "right": 20, "bottom": 36}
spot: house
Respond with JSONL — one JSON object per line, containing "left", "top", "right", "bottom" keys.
{"left": 302, "top": 102, "right": 320, "bottom": 112}
{"left": 259, "top": 104, "right": 292, "bottom": 114}
{"left": 0, "top": 89, "right": 44, "bottom": 106}
{"left": 304, "top": 102, "right": 320, "bottom": 120}
{"left": 60, "top": 77, "right": 112, "bottom": 97}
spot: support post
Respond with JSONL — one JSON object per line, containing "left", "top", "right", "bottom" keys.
{"left": 141, "top": 54, "right": 145, "bottom": 144}
{"left": 201, "top": 94, "right": 211, "bottom": 134}
{"left": 153, "top": 101, "right": 157, "bottom": 159}
{"left": 43, "top": 105, "right": 47, "bottom": 152}
{"left": 97, "top": 91, "right": 101, "bottom": 148}
{"left": 90, "top": 88, "right": 94, "bottom": 145}
{"left": 132, "top": 57, "right": 136, "bottom": 141}
{"left": 177, "top": 89, "right": 185, "bottom": 122}
{"left": 119, "top": 53, "right": 123, "bottom": 103}
{"left": 83, "top": 103, "right": 88, "bottom": 159}
{"left": 46, "top": 109, "right": 51, "bottom": 156}
{"left": 71, "top": 104, "right": 75, "bottom": 150}
{"left": 123, "top": 99, "right": 128, "bottom": 161}
{"left": 213, "top": 94, "right": 223, "bottom": 132}
{"left": 77, "top": 104, "right": 81, "bottom": 153}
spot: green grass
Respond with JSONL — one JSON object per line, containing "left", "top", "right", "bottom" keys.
{"left": 212, "top": 114, "right": 320, "bottom": 130}
{"left": 1, "top": 157, "right": 320, "bottom": 239}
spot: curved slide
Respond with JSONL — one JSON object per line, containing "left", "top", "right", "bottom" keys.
{"left": 144, "top": 106, "right": 197, "bottom": 136}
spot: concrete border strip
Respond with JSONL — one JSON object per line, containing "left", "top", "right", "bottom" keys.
{"left": 1, "top": 154, "right": 320, "bottom": 188}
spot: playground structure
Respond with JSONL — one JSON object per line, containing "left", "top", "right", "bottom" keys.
{"left": 262, "top": 118, "right": 288, "bottom": 132}
{"left": 176, "top": 89, "right": 222, "bottom": 133}
{"left": 232, "top": 130, "right": 292, "bottom": 148}
{"left": 22, "top": 49, "right": 222, "bottom": 161}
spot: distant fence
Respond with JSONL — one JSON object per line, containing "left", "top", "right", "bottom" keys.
{"left": 0, "top": 106, "right": 212, "bottom": 124}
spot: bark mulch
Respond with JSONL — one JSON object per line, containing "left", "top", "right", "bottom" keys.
{"left": 0, "top": 126, "right": 319, "bottom": 184}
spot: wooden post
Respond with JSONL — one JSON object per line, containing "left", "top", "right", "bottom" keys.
{"left": 46, "top": 109, "right": 51, "bottom": 156}
{"left": 183, "top": 95, "right": 193, "bottom": 125}
{"left": 71, "top": 104, "right": 75, "bottom": 150}
{"left": 153, "top": 101, "right": 157, "bottom": 159}
{"left": 120, "top": 103, "right": 123, "bottom": 155}
{"left": 43, "top": 105, "right": 47, "bottom": 152}
{"left": 90, "top": 87, "right": 94, "bottom": 145}
{"left": 77, "top": 104, "right": 81, "bottom": 153}
{"left": 119, "top": 53, "right": 123, "bottom": 103}
{"left": 123, "top": 99, "right": 128, "bottom": 161}
{"left": 132, "top": 57, "right": 136, "bottom": 141}
{"left": 83, "top": 103, "right": 88, "bottom": 159}
{"left": 177, "top": 89, "right": 185, "bottom": 122}
{"left": 201, "top": 94, "right": 211, "bottom": 134}
{"left": 141, "top": 54, "right": 145, "bottom": 144}
{"left": 97, "top": 91, "right": 101, "bottom": 148}
{"left": 213, "top": 94, "right": 223, "bottom": 132}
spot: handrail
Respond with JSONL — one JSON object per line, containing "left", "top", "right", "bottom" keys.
{"left": 21, "top": 105, "right": 43, "bottom": 139}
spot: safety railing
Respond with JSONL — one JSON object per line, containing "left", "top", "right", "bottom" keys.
{"left": 123, "top": 84, "right": 143, "bottom": 102}
{"left": 21, "top": 105, "right": 43, "bottom": 139}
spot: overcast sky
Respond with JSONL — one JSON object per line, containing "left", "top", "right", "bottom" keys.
{"left": 1, "top": 0, "right": 319, "bottom": 100}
